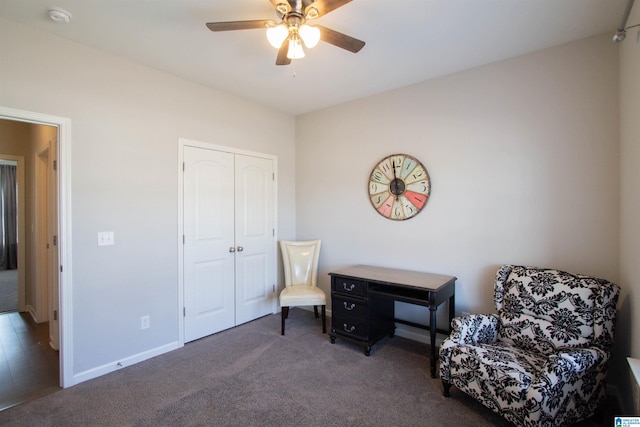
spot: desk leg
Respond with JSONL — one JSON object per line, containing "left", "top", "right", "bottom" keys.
{"left": 429, "top": 305, "right": 437, "bottom": 378}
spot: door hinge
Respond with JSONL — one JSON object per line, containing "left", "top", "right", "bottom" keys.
{"left": 183, "top": 307, "right": 186, "bottom": 317}
{"left": 53, "top": 310, "right": 58, "bottom": 321}
{"left": 183, "top": 162, "right": 185, "bottom": 172}
{"left": 53, "top": 160, "right": 57, "bottom": 171}
{"left": 60, "top": 265, "right": 63, "bottom": 273}
{"left": 53, "top": 235, "right": 57, "bottom": 246}
{"left": 272, "top": 172, "right": 275, "bottom": 181}
{"left": 183, "top": 235, "right": 185, "bottom": 245}
{"left": 273, "top": 284, "right": 276, "bottom": 293}
{"left": 272, "top": 229, "right": 275, "bottom": 237}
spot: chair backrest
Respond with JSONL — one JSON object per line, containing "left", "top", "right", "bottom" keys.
{"left": 280, "top": 240, "right": 321, "bottom": 288}
{"left": 494, "top": 265, "right": 620, "bottom": 354}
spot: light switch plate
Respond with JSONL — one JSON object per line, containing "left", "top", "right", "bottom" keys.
{"left": 97, "top": 231, "right": 114, "bottom": 246}
{"left": 141, "top": 315, "right": 150, "bottom": 330}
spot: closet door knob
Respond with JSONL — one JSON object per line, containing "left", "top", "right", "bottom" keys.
{"left": 229, "top": 247, "right": 236, "bottom": 253}
{"left": 237, "top": 246, "right": 244, "bottom": 252}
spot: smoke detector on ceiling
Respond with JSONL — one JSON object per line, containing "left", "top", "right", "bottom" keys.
{"left": 48, "top": 7, "right": 72, "bottom": 23}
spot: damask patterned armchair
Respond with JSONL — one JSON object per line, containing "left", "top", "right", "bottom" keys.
{"left": 440, "top": 265, "right": 619, "bottom": 427}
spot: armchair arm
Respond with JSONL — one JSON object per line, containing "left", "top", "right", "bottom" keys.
{"left": 439, "top": 314, "right": 499, "bottom": 383}
{"left": 445, "top": 313, "right": 499, "bottom": 346}
{"left": 540, "top": 347, "right": 609, "bottom": 383}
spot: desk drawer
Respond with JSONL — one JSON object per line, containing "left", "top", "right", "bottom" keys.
{"left": 333, "top": 314, "right": 368, "bottom": 340}
{"left": 332, "top": 294, "right": 367, "bottom": 318}
{"left": 332, "top": 276, "right": 367, "bottom": 297}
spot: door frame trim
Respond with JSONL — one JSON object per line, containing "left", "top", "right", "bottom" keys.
{"left": 0, "top": 106, "right": 73, "bottom": 388}
{"left": 177, "top": 138, "right": 278, "bottom": 345}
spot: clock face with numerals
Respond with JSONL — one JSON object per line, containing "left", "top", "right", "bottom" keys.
{"left": 368, "top": 154, "right": 431, "bottom": 221}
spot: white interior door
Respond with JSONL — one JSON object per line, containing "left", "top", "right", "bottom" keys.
{"left": 234, "top": 155, "right": 275, "bottom": 324}
{"left": 183, "top": 146, "right": 235, "bottom": 342}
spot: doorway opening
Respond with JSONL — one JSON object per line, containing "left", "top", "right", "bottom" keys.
{"left": 0, "top": 106, "right": 72, "bottom": 407}
{"left": 0, "top": 155, "right": 24, "bottom": 314}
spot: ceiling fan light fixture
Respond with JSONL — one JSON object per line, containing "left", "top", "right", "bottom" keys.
{"left": 305, "top": 7, "right": 319, "bottom": 20}
{"left": 206, "top": 0, "right": 365, "bottom": 66}
{"left": 287, "top": 38, "right": 305, "bottom": 59}
{"left": 299, "top": 24, "right": 320, "bottom": 48}
{"left": 266, "top": 24, "right": 289, "bottom": 48}
{"left": 275, "top": 2, "right": 289, "bottom": 15}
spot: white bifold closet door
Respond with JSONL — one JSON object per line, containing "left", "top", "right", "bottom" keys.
{"left": 183, "top": 146, "right": 275, "bottom": 343}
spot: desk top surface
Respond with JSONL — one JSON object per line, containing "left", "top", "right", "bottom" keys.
{"left": 329, "top": 264, "right": 456, "bottom": 292}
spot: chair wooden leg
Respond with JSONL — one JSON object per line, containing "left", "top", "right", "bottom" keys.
{"left": 313, "top": 305, "right": 319, "bottom": 318}
{"left": 321, "top": 305, "right": 326, "bottom": 334}
{"left": 281, "top": 307, "right": 289, "bottom": 335}
{"left": 442, "top": 380, "right": 451, "bottom": 397}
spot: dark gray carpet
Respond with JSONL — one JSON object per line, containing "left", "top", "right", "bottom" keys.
{"left": 0, "top": 310, "right": 612, "bottom": 426}
{"left": 0, "top": 269, "right": 18, "bottom": 313}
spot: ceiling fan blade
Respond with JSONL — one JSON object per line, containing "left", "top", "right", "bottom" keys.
{"left": 276, "top": 42, "right": 291, "bottom": 66}
{"left": 206, "top": 20, "right": 272, "bottom": 32}
{"left": 317, "top": 25, "right": 365, "bottom": 53}
{"left": 306, "top": 0, "right": 352, "bottom": 18}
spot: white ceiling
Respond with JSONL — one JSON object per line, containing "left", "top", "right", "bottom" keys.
{"left": 0, "top": 0, "right": 628, "bottom": 115}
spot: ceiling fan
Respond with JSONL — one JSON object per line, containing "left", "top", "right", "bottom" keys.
{"left": 206, "top": 0, "right": 365, "bottom": 65}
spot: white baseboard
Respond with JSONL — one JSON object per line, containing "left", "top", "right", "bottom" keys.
{"left": 25, "top": 304, "right": 38, "bottom": 323}
{"left": 69, "top": 341, "right": 182, "bottom": 386}
{"left": 394, "top": 322, "right": 446, "bottom": 348}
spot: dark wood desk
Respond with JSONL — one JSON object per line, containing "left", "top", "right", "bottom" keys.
{"left": 328, "top": 265, "right": 456, "bottom": 378}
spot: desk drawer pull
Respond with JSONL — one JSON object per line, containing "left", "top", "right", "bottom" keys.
{"left": 343, "top": 302, "right": 356, "bottom": 311}
{"left": 343, "top": 324, "right": 356, "bottom": 333}
{"left": 342, "top": 282, "right": 356, "bottom": 292}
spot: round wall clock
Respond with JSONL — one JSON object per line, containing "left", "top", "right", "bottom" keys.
{"left": 368, "top": 154, "right": 431, "bottom": 220}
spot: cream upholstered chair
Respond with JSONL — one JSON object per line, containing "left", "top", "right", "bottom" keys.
{"left": 279, "top": 240, "right": 326, "bottom": 335}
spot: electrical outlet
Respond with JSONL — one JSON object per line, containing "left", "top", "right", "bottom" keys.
{"left": 141, "top": 315, "right": 150, "bottom": 330}
{"left": 97, "top": 231, "right": 114, "bottom": 246}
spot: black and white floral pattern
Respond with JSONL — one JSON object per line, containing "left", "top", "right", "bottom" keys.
{"left": 440, "top": 265, "right": 619, "bottom": 427}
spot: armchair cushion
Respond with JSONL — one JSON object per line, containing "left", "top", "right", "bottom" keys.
{"left": 449, "top": 342, "right": 545, "bottom": 400}
{"left": 542, "top": 347, "right": 608, "bottom": 382}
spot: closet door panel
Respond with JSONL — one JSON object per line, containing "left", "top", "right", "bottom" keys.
{"left": 234, "top": 155, "right": 275, "bottom": 324}
{"left": 183, "top": 147, "right": 235, "bottom": 342}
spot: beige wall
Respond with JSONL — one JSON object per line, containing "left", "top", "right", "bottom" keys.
{"left": 619, "top": 2, "right": 640, "bottom": 414}
{"left": 0, "top": 119, "right": 31, "bottom": 157}
{"left": 0, "top": 18, "right": 297, "bottom": 380}
{"left": 296, "top": 33, "right": 624, "bottom": 389}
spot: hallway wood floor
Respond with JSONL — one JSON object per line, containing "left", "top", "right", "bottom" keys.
{"left": 0, "top": 312, "right": 59, "bottom": 411}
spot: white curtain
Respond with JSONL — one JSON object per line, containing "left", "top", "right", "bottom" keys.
{"left": 0, "top": 164, "right": 18, "bottom": 270}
